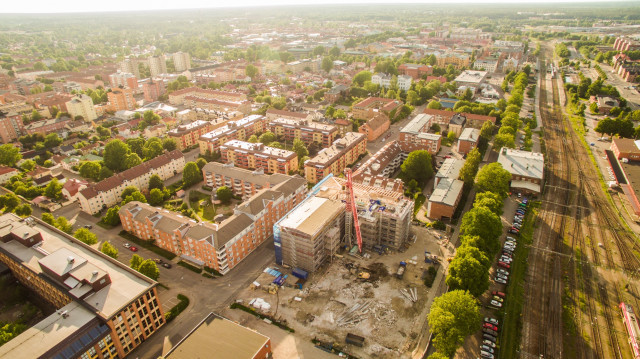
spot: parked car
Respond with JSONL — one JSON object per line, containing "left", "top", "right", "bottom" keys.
{"left": 483, "top": 339, "right": 497, "bottom": 348}
{"left": 483, "top": 323, "right": 498, "bottom": 331}
{"left": 500, "top": 256, "right": 513, "bottom": 264}
{"left": 83, "top": 224, "right": 93, "bottom": 229}
{"left": 495, "top": 277, "right": 507, "bottom": 284}
{"left": 481, "top": 345, "right": 495, "bottom": 354}
{"left": 493, "top": 296, "right": 504, "bottom": 303}
{"left": 129, "top": 246, "right": 138, "bottom": 252}
{"left": 490, "top": 300, "right": 503, "bottom": 308}
{"left": 497, "top": 269, "right": 509, "bottom": 276}
{"left": 153, "top": 258, "right": 163, "bottom": 264}
{"left": 481, "top": 351, "right": 494, "bottom": 359}
{"left": 483, "top": 327, "right": 498, "bottom": 336}
{"left": 483, "top": 333, "right": 497, "bottom": 342}
{"left": 162, "top": 263, "right": 172, "bottom": 269}
{"left": 123, "top": 243, "right": 131, "bottom": 248}
{"left": 497, "top": 273, "right": 509, "bottom": 281}
{"left": 509, "top": 228, "right": 520, "bottom": 235}
{"left": 498, "top": 262, "right": 510, "bottom": 269}
{"left": 506, "top": 236, "right": 517, "bottom": 242}
{"left": 492, "top": 291, "right": 505, "bottom": 298}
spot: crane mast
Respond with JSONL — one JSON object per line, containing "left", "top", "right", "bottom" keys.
{"left": 345, "top": 169, "right": 363, "bottom": 252}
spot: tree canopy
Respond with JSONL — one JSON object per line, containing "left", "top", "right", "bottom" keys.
{"left": 460, "top": 207, "right": 502, "bottom": 255}
{"left": 0, "top": 145, "right": 21, "bottom": 167}
{"left": 103, "top": 140, "right": 130, "bottom": 172}
{"left": 138, "top": 259, "right": 160, "bottom": 280}
{"left": 182, "top": 162, "right": 203, "bottom": 187}
{"left": 74, "top": 228, "right": 98, "bottom": 245}
{"left": 446, "top": 255, "right": 490, "bottom": 297}
{"left": 400, "top": 150, "right": 433, "bottom": 187}
{"left": 473, "top": 191, "right": 504, "bottom": 216}
{"left": 100, "top": 242, "right": 118, "bottom": 259}
{"left": 216, "top": 186, "right": 233, "bottom": 204}
{"left": 475, "top": 162, "right": 512, "bottom": 198}
{"left": 458, "top": 148, "right": 482, "bottom": 184}
{"left": 428, "top": 290, "right": 482, "bottom": 356}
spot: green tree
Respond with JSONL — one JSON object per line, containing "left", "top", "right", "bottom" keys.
{"left": 103, "top": 140, "right": 131, "bottom": 172}
{"left": 149, "top": 174, "right": 164, "bottom": 191}
{"left": 446, "top": 255, "right": 489, "bottom": 297}
{"left": 148, "top": 188, "right": 164, "bottom": 206}
{"left": 196, "top": 158, "right": 207, "bottom": 170}
{"left": 126, "top": 137, "right": 145, "bottom": 157}
{"left": 458, "top": 148, "right": 482, "bottom": 184}
{"left": 55, "top": 216, "right": 73, "bottom": 234}
{"left": 248, "top": 135, "right": 258, "bottom": 143}
{"left": 130, "top": 254, "right": 143, "bottom": 271}
{"left": 122, "top": 191, "right": 147, "bottom": 205}
{"left": 400, "top": 150, "right": 433, "bottom": 187}
{"left": 20, "top": 160, "right": 36, "bottom": 172}
{"left": 41, "top": 212, "right": 55, "bottom": 226}
{"left": 121, "top": 186, "right": 140, "bottom": 199}
{"left": 44, "top": 178, "right": 63, "bottom": 200}
{"left": 245, "top": 64, "right": 259, "bottom": 79}
{"left": 124, "top": 153, "right": 142, "bottom": 169}
{"left": 216, "top": 186, "right": 233, "bottom": 204}
{"left": 162, "top": 138, "right": 177, "bottom": 152}
{"left": 474, "top": 191, "right": 504, "bottom": 216}
{"left": 0, "top": 193, "right": 20, "bottom": 213}
{"left": 43, "top": 133, "right": 62, "bottom": 148}
{"left": 590, "top": 101, "right": 599, "bottom": 114}
{"left": 96, "top": 126, "right": 111, "bottom": 139}
{"left": 428, "top": 290, "right": 482, "bottom": 356}
{"left": 595, "top": 117, "right": 615, "bottom": 137}
{"left": 99, "top": 166, "right": 113, "bottom": 180}
{"left": 258, "top": 131, "right": 276, "bottom": 144}
{"left": 493, "top": 133, "right": 515, "bottom": 150}
{"left": 460, "top": 207, "right": 502, "bottom": 254}
{"left": 14, "top": 204, "right": 32, "bottom": 217}
{"left": 322, "top": 57, "right": 333, "bottom": 73}
{"left": 182, "top": 162, "right": 203, "bottom": 187}
{"left": 102, "top": 206, "right": 121, "bottom": 226}
{"left": 74, "top": 228, "right": 98, "bottom": 245}
{"left": 475, "top": 162, "right": 512, "bottom": 198}
{"left": 143, "top": 138, "right": 164, "bottom": 160}
{"left": 352, "top": 71, "right": 372, "bottom": 86}
{"left": 427, "top": 100, "right": 442, "bottom": 110}
{"left": 456, "top": 244, "right": 491, "bottom": 270}
{"left": 100, "top": 242, "right": 118, "bottom": 259}
{"left": 138, "top": 259, "right": 160, "bottom": 280}
{"left": 79, "top": 161, "right": 101, "bottom": 180}
{"left": 479, "top": 121, "right": 495, "bottom": 140}
{"left": 0, "top": 144, "right": 22, "bottom": 167}
{"left": 427, "top": 353, "right": 448, "bottom": 359}
{"left": 292, "top": 139, "right": 309, "bottom": 159}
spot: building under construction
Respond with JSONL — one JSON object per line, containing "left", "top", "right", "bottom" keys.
{"left": 274, "top": 174, "right": 413, "bottom": 272}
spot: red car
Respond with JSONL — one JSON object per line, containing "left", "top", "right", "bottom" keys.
{"left": 483, "top": 323, "right": 498, "bottom": 331}
{"left": 492, "top": 291, "right": 506, "bottom": 298}
{"left": 129, "top": 246, "right": 138, "bottom": 252}
{"left": 498, "top": 261, "right": 510, "bottom": 269}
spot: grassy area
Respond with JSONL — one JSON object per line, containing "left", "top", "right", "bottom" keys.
{"left": 189, "top": 191, "right": 216, "bottom": 221}
{"left": 164, "top": 294, "right": 189, "bottom": 323}
{"left": 413, "top": 194, "right": 426, "bottom": 217}
{"left": 118, "top": 231, "right": 177, "bottom": 260}
{"left": 498, "top": 201, "right": 540, "bottom": 359}
{"left": 178, "top": 260, "right": 202, "bottom": 273}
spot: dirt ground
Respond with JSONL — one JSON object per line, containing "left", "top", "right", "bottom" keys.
{"left": 233, "top": 226, "right": 445, "bottom": 358}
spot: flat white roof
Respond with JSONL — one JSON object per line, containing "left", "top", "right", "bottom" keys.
{"left": 497, "top": 148, "right": 544, "bottom": 180}
{"left": 278, "top": 196, "right": 343, "bottom": 237}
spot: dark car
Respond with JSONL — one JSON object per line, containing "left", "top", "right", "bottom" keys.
{"left": 83, "top": 224, "right": 93, "bottom": 229}
{"left": 483, "top": 328, "right": 498, "bottom": 336}
{"left": 483, "top": 333, "right": 497, "bottom": 343}
{"left": 162, "top": 263, "right": 172, "bottom": 269}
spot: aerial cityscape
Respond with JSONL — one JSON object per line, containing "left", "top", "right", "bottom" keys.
{"left": 1, "top": 1, "right": 640, "bottom": 358}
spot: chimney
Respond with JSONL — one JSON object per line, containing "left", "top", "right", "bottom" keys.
{"left": 67, "top": 256, "right": 75, "bottom": 264}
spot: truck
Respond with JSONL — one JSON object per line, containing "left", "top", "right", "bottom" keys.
{"left": 345, "top": 333, "right": 365, "bottom": 347}
{"left": 292, "top": 268, "right": 309, "bottom": 281}
{"left": 396, "top": 261, "right": 407, "bottom": 279}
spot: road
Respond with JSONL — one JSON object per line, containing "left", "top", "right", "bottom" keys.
{"left": 361, "top": 104, "right": 427, "bottom": 160}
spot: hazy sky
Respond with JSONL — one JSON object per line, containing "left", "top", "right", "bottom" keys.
{"left": 0, "top": 0, "right": 625, "bottom": 14}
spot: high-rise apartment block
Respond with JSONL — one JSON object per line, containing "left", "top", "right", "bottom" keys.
{"left": 173, "top": 52, "right": 192, "bottom": 72}
{"left": 109, "top": 71, "right": 138, "bottom": 89}
{"left": 148, "top": 56, "right": 167, "bottom": 77}
{"left": 220, "top": 140, "right": 298, "bottom": 175}
{"left": 142, "top": 80, "right": 165, "bottom": 103}
{"left": 0, "top": 113, "right": 24, "bottom": 144}
{"left": 304, "top": 132, "right": 367, "bottom": 184}
{"left": 108, "top": 88, "right": 136, "bottom": 111}
{"left": 66, "top": 94, "right": 98, "bottom": 122}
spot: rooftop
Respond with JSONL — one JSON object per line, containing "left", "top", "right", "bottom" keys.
{"left": 497, "top": 148, "right": 544, "bottom": 180}
{"left": 278, "top": 196, "right": 343, "bottom": 237}
{"left": 306, "top": 132, "right": 365, "bottom": 167}
{"left": 454, "top": 70, "right": 488, "bottom": 84}
{"left": 222, "top": 140, "right": 297, "bottom": 160}
{"left": 400, "top": 114, "right": 432, "bottom": 135}
{"left": 459, "top": 127, "right": 480, "bottom": 142}
{"left": 430, "top": 178, "right": 464, "bottom": 206}
{"left": 165, "top": 313, "right": 270, "bottom": 359}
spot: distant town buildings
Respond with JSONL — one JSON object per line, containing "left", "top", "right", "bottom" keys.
{"left": 109, "top": 71, "right": 138, "bottom": 89}
{"left": 108, "top": 88, "right": 136, "bottom": 112}
{"left": 173, "top": 52, "right": 192, "bottom": 72}
{"left": 352, "top": 97, "right": 403, "bottom": 121}
{"left": 198, "top": 115, "right": 265, "bottom": 154}
{"left": 266, "top": 117, "right": 337, "bottom": 148}
{"left": 358, "top": 112, "right": 390, "bottom": 142}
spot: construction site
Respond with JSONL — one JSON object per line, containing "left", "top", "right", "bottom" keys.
{"left": 233, "top": 224, "right": 444, "bottom": 358}
{"left": 230, "top": 172, "right": 446, "bottom": 357}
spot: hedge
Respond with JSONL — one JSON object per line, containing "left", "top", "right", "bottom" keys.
{"left": 203, "top": 266, "right": 222, "bottom": 276}
{"left": 165, "top": 294, "right": 190, "bottom": 323}
{"left": 178, "top": 261, "right": 202, "bottom": 274}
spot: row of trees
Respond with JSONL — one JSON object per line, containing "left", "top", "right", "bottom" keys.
{"left": 99, "top": 136, "right": 177, "bottom": 174}
{"left": 429, "top": 162, "right": 512, "bottom": 357}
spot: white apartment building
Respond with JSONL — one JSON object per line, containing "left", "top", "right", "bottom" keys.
{"left": 65, "top": 95, "right": 98, "bottom": 122}
{"left": 173, "top": 52, "right": 192, "bottom": 72}
{"left": 397, "top": 75, "right": 412, "bottom": 92}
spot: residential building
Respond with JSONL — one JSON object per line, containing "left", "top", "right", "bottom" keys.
{"left": 324, "top": 84, "right": 350, "bottom": 103}
{"left": 463, "top": 113, "right": 496, "bottom": 129}
{"left": 173, "top": 52, "right": 192, "bottom": 72}
{"left": 352, "top": 97, "right": 403, "bottom": 121}
{"left": 0, "top": 166, "right": 18, "bottom": 184}
{"left": 594, "top": 96, "right": 619, "bottom": 115}
{"left": 285, "top": 58, "right": 321, "bottom": 73}
{"left": 108, "top": 88, "right": 136, "bottom": 112}
{"left": 497, "top": 148, "right": 545, "bottom": 194}
{"left": 61, "top": 178, "right": 89, "bottom": 201}
{"left": 265, "top": 108, "right": 310, "bottom": 122}
{"left": 266, "top": 117, "right": 337, "bottom": 148}
{"left": 436, "top": 53, "right": 471, "bottom": 69}
{"left": 473, "top": 58, "right": 498, "bottom": 73}
{"left": 275, "top": 174, "right": 413, "bottom": 272}
{"left": 423, "top": 108, "right": 455, "bottom": 127}
{"left": 164, "top": 313, "right": 271, "bottom": 359}
{"left": 371, "top": 73, "right": 392, "bottom": 88}
{"left": 457, "top": 127, "right": 481, "bottom": 155}
{"left": 24, "top": 116, "right": 72, "bottom": 135}
{"left": 66, "top": 94, "right": 98, "bottom": 122}
{"left": 109, "top": 71, "right": 138, "bottom": 89}
{"left": 0, "top": 214, "right": 164, "bottom": 359}
{"left": 358, "top": 112, "right": 390, "bottom": 142}
{"left": 220, "top": 140, "right": 298, "bottom": 175}
{"left": 120, "top": 175, "right": 307, "bottom": 274}
{"left": 333, "top": 118, "right": 351, "bottom": 137}
{"left": 398, "top": 63, "right": 433, "bottom": 80}
{"left": 198, "top": 115, "right": 265, "bottom": 154}
{"left": 611, "top": 138, "right": 640, "bottom": 161}
{"left": 398, "top": 114, "right": 441, "bottom": 154}
{"left": 202, "top": 162, "right": 295, "bottom": 199}
{"left": 168, "top": 120, "right": 218, "bottom": 150}
{"left": 352, "top": 140, "right": 405, "bottom": 192}
{"left": 0, "top": 113, "right": 24, "bottom": 144}
{"left": 502, "top": 57, "right": 520, "bottom": 73}
{"left": 142, "top": 80, "right": 165, "bottom": 103}
{"left": 397, "top": 75, "right": 413, "bottom": 92}
{"left": 78, "top": 150, "right": 185, "bottom": 214}
{"left": 428, "top": 158, "right": 465, "bottom": 220}
{"left": 614, "top": 36, "right": 640, "bottom": 52}
{"left": 304, "top": 132, "right": 367, "bottom": 184}
{"left": 148, "top": 56, "right": 167, "bottom": 77}
{"left": 169, "top": 87, "right": 247, "bottom": 106}
{"left": 448, "top": 113, "right": 466, "bottom": 137}
{"left": 120, "top": 58, "right": 141, "bottom": 78}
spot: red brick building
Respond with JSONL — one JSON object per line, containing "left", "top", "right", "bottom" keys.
{"left": 398, "top": 114, "right": 441, "bottom": 154}
{"left": 457, "top": 127, "right": 481, "bottom": 155}
{"left": 352, "top": 97, "right": 403, "bottom": 121}
{"left": 24, "top": 116, "right": 71, "bottom": 135}
{"left": 611, "top": 138, "right": 640, "bottom": 161}
{"left": 167, "top": 120, "right": 217, "bottom": 150}
{"left": 398, "top": 63, "right": 433, "bottom": 80}
{"left": 143, "top": 80, "right": 165, "bottom": 103}
{"left": 358, "top": 112, "right": 390, "bottom": 141}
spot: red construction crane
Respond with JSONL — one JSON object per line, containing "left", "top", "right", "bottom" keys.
{"left": 345, "top": 169, "right": 363, "bottom": 252}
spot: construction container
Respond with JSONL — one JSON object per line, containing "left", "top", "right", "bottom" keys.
{"left": 346, "top": 333, "right": 365, "bottom": 347}
{"left": 292, "top": 268, "right": 309, "bottom": 280}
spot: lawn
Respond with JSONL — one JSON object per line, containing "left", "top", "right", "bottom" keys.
{"left": 189, "top": 191, "right": 236, "bottom": 222}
